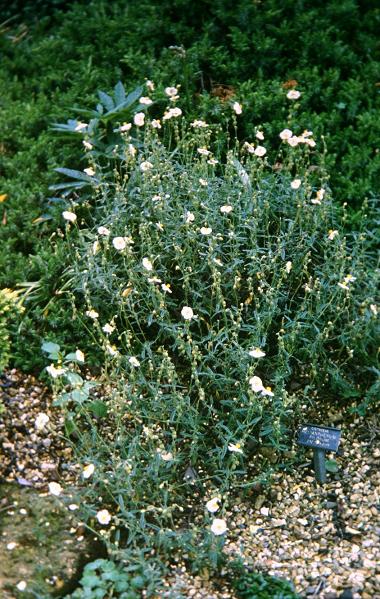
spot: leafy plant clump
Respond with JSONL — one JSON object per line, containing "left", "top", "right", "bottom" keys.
{"left": 67, "top": 558, "right": 160, "bottom": 599}
{"left": 232, "top": 569, "right": 300, "bottom": 599}
{"left": 0, "top": 288, "right": 24, "bottom": 373}
{"left": 40, "top": 81, "right": 378, "bottom": 574}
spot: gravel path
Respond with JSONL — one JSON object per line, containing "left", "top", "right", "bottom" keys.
{"left": 1, "top": 370, "right": 379, "bottom": 598}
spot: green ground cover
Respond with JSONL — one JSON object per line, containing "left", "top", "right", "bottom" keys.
{"left": 0, "top": 1, "right": 379, "bottom": 596}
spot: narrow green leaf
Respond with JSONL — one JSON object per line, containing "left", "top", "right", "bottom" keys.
{"left": 55, "top": 167, "right": 95, "bottom": 182}
{"left": 114, "top": 81, "right": 126, "bottom": 105}
{"left": 98, "top": 90, "right": 115, "bottom": 111}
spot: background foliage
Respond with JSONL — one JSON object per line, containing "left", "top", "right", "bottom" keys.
{"left": 1, "top": 0, "right": 379, "bottom": 369}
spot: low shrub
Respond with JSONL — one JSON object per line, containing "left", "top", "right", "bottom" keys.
{"left": 0, "top": 288, "right": 24, "bottom": 373}
{"left": 41, "top": 82, "right": 378, "bottom": 575}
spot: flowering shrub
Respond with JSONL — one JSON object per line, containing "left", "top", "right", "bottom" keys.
{"left": 0, "top": 288, "right": 24, "bottom": 373}
{"left": 42, "top": 82, "right": 379, "bottom": 574}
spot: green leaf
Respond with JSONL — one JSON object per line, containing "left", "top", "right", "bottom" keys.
{"left": 55, "top": 167, "right": 96, "bottom": 182}
{"left": 64, "top": 352, "right": 82, "bottom": 362}
{"left": 325, "top": 459, "right": 339, "bottom": 473}
{"left": 64, "top": 414, "right": 79, "bottom": 436}
{"left": 124, "top": 85, "right": 143, "bottom": 108}
{"left": 53, "top": 392, "right": 72, "bottom": 407}
{"left": 66, "top": 371, "right": 84, "bottom": 387}
{"left": 98, "top": 90, "right": 115, "bottom": 112}
{"left": 71, "top": 388, "right": 88, "bottom": 403}
{"left": 41, "top": 340, "right": 60, "bottom": 355}
{"left": 114, "top": 81, "right": 126, "bottom": 105}
{"left": 49, "top": 181, "right": 89, "bottom": 191}
{"left": 88, "top": 400, "right": 108, "bottom": 418}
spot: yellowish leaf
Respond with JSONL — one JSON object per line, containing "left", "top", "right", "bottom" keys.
{"left": 0, "top": 194, "right": 8, "bottom": 203}
{"left": 121, "top": 287, "right": 133, "bottom": 298}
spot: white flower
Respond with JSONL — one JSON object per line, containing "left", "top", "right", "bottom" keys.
{"left": 200, "top": 227, "right": 212, "bottom": 235}
{"left": 142, "top": 257, "right": 153, "bottom": 271}
{"left": 208, "top": 158, "right": 218, "bottom": 165}
{"left": 228, "top": 443, "right": 244, "bottom": 454}
{"left": 254, "top": 145, "right": 267, "bottom": 157}
{"left": 337, "top": 281, "right": 350, "bottom": 291}
{"left": 106, "top": 345, "right": 119, "bottom": 357}
{"left": 62, "top": 211, "right": 77, "bottom": 223}
{"left": 86, "top": 309, "right": 99, "bottom": 319}
{"left": 112, "top": 237, "right": 127, "bottom": 251}
{"left": 213, "top": 258, "right": 223, "bottom": 266}
{"left": 83, "top": 140, "right": 93, "bottom": 150}
{"left": 185, "top": 211, "right": 195, "bottom": 223}
{"left": 48, "top": 482, "right": 63, "bottom": 496}
{"left": 316, "top": 188, "right": 325, "bottom": 201}
{"left": 6, "top": 542, "right": 17, "bottom": 550}
{"left": 120, "top": 122, "right": 132, "bottom": 132}
{"left": 129, "top": 356, "right": 140, "bottom": 367}
{"left": 291, "top": 179, "right": 302, "bottom": 190}
{"left": 74, "top": 121, "right": 87, "bottom": 131}
{"left": 98, "top": 226, "right": 110, "bottom": 236}
{"left": 279, "top": 128, "right": 293, "bottom": 140}
{"left": 134, "top": 112, "right": 145, "bottom": 126}
{"left": 181, "top": 306, "right": 194, "bottom": 320}
{"left": 220, "top": 205, "right": 233, "bottom": 214}
{"left": 165, "top": 86, "right": 178, "bottom": 97}
{"left": 285, "top": 261, "right": 292, "bottom": 273}
{"left": 191, "top": 120, "right": 208, "bottom": 128}
{"left": 46, "top": 364, "right": 66, "bottom": 378}
{"left": 92, "top": 240, "right": 100, "bottom": 255}
{"left": 102, "top": 323, "right": 115, "bottom": 334}
{"left": 16, "top": 581, "right": 27, "bottom": 592}
{"left": 84, "top": 167, "right": 95, "bottom": 176}
{"left": 206, "top": 498, "right": 220, "bottom": 513}
{"left": 370, "top": 304, "right": 378, "bottom": 316}
{"left": 305, "top": 138, "right": 316, "bottom": 148}
{"left": 68, "top": 504, "right": 79, "bottom": 511}
{"left": 197, "top": 147, "right": 210, "bottom": 156}
{"left": 128, "top": 144, "right": 137, "bottom": 156}
{"left": 139, "top": 96, "right": 152, "bottom": 105}
{"left": 261, "top": 386, "right": 274, "bottom": 397}
{"left": 248, "top": 348, "right": 266, "bottom": 358}
{"left": 140, "top": 161, "right": 153, "bottom": 172}
{"left": 83, "top": 463, "right": 95, "bottom": 479}
{"left": 199, "top": 178, "right": 208, "bottom": 186}
{"left": 287, "top": 90, "right": 301, "bottom": 100}
{"left": 146, "top": 80, "right": 155, "bottom": 91}
{"left": 287, "top": 136, "right": 300, "bottom": 147}
{"left": 233, "top": 101, "right": 242, "bottom": 115}
{"left": 163, "top": 107, "right": 182, "bottom": 120}
{"left": 159, "top": 450, "right": 173, "bottom": 462}
{"left": 328, "top": 229, "right": 339, "bottom": 240}
{"left": 312, "top": 188, "right": 326, "bottom": 204}
{"left": 35, "top": 413, "right": 50, "bottom": 431}
{"left": 75, "top": 349, "right": 85, "bottom": 362}
{"left": 151, "top": 119, "right": 161, "bottom": 129}
{"left": 256, "top": 130, "right": 264, "bottom": 140}
{"left": 161, "top": 283, "right": 172, "bottom": 294}
{"left": 244, "top": 141, "right": 255, "bottom": 154}
{"left": 96, "top": 509, "right": 111, "bottom": 525}
{"left": 249, "top": 375, "right": 264, "bottom": 393}
{"left": 211, "top": 518, "right": 227, "bottom": 536}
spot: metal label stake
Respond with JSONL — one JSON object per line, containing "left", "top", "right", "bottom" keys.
{"left": 297, "top": 424, "right": 341, "bottom": 484}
